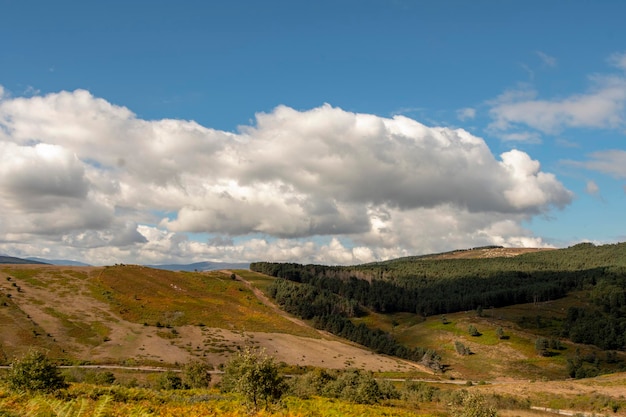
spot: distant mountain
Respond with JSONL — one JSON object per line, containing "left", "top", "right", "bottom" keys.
{"left": 0, "top": 255, "right": 48, "bottom": 265}
{"left": 26, "top": 257, "right": 91, "bottom": 266}
{"left": 148, "top": 261, "right": 249, "bottom": 272}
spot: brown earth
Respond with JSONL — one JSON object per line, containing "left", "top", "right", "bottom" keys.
{"left": 0, "top": 265, "right": 422, "bottom": 373}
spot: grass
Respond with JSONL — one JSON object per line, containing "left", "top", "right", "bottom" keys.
{"left": 232, "top": 269, "right": 276, "bottom": 293}
{"left": 91, "top": 266, "right": 317, "bottom": 337}
{"left": 0, "top": 382, "right": 443, "bottom": 417}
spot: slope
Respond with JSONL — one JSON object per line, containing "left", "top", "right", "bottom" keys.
{"left": 0, "top": 264, "right": 416, "bottom": 373}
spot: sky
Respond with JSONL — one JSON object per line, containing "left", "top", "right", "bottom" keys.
{"left": 1, "top": 0, "right": 625, "bottom": 266}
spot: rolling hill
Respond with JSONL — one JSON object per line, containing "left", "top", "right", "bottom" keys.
{"left": 2, "top": 244, "right": 626, "bottom": 415}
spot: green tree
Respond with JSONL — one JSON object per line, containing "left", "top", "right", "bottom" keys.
{"left": 452, "top": 390, "right": 498, "bottom": 417}
{"left": 182, "top": 361, "right": 212, "bottom": 388}
{"left": 495, "top": 327, "right": 505, "bottom": 340}
{"left": 5, "top": 350, "right": 68, "bottom": 393}
{"left": 322, "top": 369, "right": 383, "bottom": 404}
{"left": 221, "top": 348, "right": 286, "bottom": 409}
{"left": 468, "top": 325, "right": 480, "bottom": 337}
{"left": 455, "top": 341, "right": 471, "bottom": 356}
{"left": 155, "top": 371, "right": 184, "bottom": 390}
{"left": 535, "top": 337, "right": 549, "bottom": 356}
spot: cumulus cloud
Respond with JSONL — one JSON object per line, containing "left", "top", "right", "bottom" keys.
{"left": 0, "top": 88, "right": 573, "bottom": 264}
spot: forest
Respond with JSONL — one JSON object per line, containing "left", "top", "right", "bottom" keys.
{"left": 252, "top": 242, "right": 626, "bottom": 352}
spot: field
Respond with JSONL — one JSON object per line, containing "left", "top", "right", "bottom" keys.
{"left": 1, "top": 260, "right": 626, "bottom": 416}
{"left": 0, "top": 265, "right": 415, "bottom": 372}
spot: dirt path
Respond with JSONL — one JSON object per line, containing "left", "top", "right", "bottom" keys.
{"left": 223, "top": 270, "right": 433, "bottom": 374}
{"left": 224, "top": 271, "right": 316, "bottom": 333}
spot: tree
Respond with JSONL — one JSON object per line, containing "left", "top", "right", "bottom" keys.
{"left": 451, "top": 390, "right": 498, "bottom": 417}
{"left": 182, "top": 361, "right": 212, "bottom": 388}
{"left": 535, "top": 337, "right": 549, "bottom": 356}
{"left": 156, "top": 371, "right": 184, "bottom": 390}
{"left": 221, "top": 348, "right": 286, "bottom": 409}
{"left": 468, "top": 325, "right": 480, "bottom": 337}
{"left": 495, "top": 327, "right": 505, "bottom": 340}
{"left": 5, "top": 350, "right": 68, "bottom": 393}
{"left": 454, "top": 341, "right": 471, "bottom": 356}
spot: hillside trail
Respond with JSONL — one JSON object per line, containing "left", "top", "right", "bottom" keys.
{"left": 221, "top": 270, "right": 431, "bottom": 374}
{"left": 221, "top": 270, "right": 332, "bottom": 339}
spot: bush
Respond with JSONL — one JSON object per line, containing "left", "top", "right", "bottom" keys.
{"left": 321, "top": 369, "right": 383, "bottom": 405}
{"left": 535, "top": 337, "right": 549, "bottom": 356}
{"left": 455, "top": 341, "right": 471, "bottom": 356}
{"left": 155, "top": 371, "right": 184, "bottom": 390}
{"left": 496, "top": 327, "right": 505, "bottom": 339}
{"left": 5, "top": 350, "right": 68, "bottom": 393}
{"left": 402, "top": 381, "right": 440, "bottom": 403}
{"left": 182, "top": 361, "right": 212, "bottom": 388}
{"left": 451, "top": 390, "right": 498, "bottom": 417}
{"left": 221, "top": 348, "right": 286, "bottom": 409}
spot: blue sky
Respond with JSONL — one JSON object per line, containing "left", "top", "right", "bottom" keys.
{"left": 1, "top": 0, "right": 625, "bottom": 265}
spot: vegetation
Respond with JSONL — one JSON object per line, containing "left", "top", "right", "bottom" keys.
{"left": 267, "top": 278, "right": 435, "bottom": 366}
{"left": 220, "top": 348, "right": 286, "bottom": 410}
{"left": 4, "top": 350, "right": 68, "bottom": 393}
{"left": 252, "top": 242, "right": 626, "bottom": 352}
{"left": 182, "top": 361, "right": 212, "bottom": 389}
{"left": 289, "top": 368, "right": 397, "bottom": 404}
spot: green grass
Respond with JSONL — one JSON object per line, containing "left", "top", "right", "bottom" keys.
{"left": 233, "top": 269, "right": 276, "bottom": 293}
{"left": 91, "top": 266, "right": 318, "bottom": 337}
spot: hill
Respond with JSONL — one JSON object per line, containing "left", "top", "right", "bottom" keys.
{"left": 147, "top": 260, "right": 250, "bottom": 271}
{"left": 0, "top": 255, "right": 48, "bottom": 265}
{"left": 0, "top": 264, "right": 414, "bottom": 373}
{"left": 2, "top": 247, "right": 626, "bottom": 416}
{"left": 251, "top": 242, "right": 626, "bottom": 376}
{"left": 26, "top": 257, "right": 91, "bottom": 266}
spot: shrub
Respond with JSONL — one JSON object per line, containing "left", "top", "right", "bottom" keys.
{"left": 182, "top": 361, "right": 212, "bottom": 388}
{"left": 495, "top": 327, "right": 505, "bottom": 339}
{"left": 402, "top": 381, "right": 440, "bottom": 403}
{"left": 221, "top": 347, "right": 286, "bottom": 409}
{"left": 451, "top": 390, "right": 498, "bottom": 417}
{"left": 322, "top": 369, "right": 383, "bottom": 405}
{"left": 5, "top": 350, "right": 68, "bottom": 393}
{"left": 468, "top": 325, "right": 481, "bottom": 337}
{"left": 535, "top": 337, "right": 549, "bottom": 356}
{"left": 155, "top": 371, "right": 184, "bottom": 390}
{"left": 455, "top": 341, "right": 471, "bottom": 356}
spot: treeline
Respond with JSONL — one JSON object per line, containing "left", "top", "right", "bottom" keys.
{"left": 252, "top": 242, "right": 626, "bottom": 351}
{"left": 252, "top": 262, "right": 603, "bottom": 316}
{"left": 267, "top": 279, "right": 438, "bottom": 367}
{"left": 562, "top": 270, "right": 626, "bottom": 350}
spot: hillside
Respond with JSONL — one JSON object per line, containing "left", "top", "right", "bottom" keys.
{"left": 251, "top": 242, "right": 626, "bottom": 377}
{"left": 0, "top": 255, "right": 47, "bottom": 265}
{"left": 2, "top": 249, "right": 626, "bottom": 416}
{"left": 0, "top": 264, "right": 414, "bottom": 373}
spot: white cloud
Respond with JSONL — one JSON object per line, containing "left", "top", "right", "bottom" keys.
{"left": 488, "top": 54, "right": 626, "bottom": 135}
{"left": 499, "top": 131, "right": 542, "bottom": 143}
{"left": 536, "top": 51, "right": 557, "bottom": 68}
{"left": 585, "top": 180, "right": 600, "bottom": 196}
{"left": 0, "top": 88, "right": 573, "bottom": 264}
{"left": 456, "top": 107, "right": 476, "bottom": 121}
{"left": 609, "top": 52, "right": 626, "bottom": 71}
{"left": 569, "top": 150, "right": 626, "bottom": 179}
{"left": 489, "top": 76, "right": 626, "bottom": 134}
